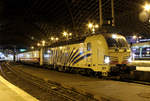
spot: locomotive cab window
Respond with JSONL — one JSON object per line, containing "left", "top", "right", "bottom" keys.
{"left": 104, "top": 35, "right": 128, "bottom": 48}
{"left": 105, "top": 37, "right": 118, "bottom": 47}
{"left": 87, "top": 43, "right": 91, "bottom": 51}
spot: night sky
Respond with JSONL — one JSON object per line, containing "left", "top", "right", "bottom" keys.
{"left": 0, "top": 0, "right": 149, "bottom": 48}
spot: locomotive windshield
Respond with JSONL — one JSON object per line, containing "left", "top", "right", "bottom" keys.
{"left": 104, "top": 34, "right": 128, "bottom": 48}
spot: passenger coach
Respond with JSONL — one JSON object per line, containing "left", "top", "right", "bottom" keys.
{"left": 17, "top": 33, "right": 136, "bottom": 76}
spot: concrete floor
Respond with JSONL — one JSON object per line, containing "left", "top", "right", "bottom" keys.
{"left": 14, "top": 65, "right": 150, "bottom": 101}
{"left": 0, "top": 75, "right": 38, "bottom": 101}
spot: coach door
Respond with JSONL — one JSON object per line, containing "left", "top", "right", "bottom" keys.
{"left": 86, "top": 42, "right": 92, "bottom": 67}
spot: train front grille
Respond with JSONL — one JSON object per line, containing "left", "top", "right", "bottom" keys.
{"left": 109, "top": 55, "right": 129, "bottom": 65}
{"left": 110, "top": 56, "right": 118, "bottom": 64}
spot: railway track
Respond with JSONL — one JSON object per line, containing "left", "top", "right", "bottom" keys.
{"left": 9, "top": 62, "right": 150, "bottom": 86}
{"left": 6, "top": 62, "right": 150, "bottom": 86}
{"left": 0, "top": 61, "right": 97, "bottom": 101}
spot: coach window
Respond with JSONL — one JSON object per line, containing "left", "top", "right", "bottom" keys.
{"left": 87, "top": 43, "right": 91, "bottom": 51}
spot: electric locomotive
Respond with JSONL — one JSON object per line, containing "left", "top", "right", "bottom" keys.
{"left": 17, "top": 33, "right": 136, "bottom": 76}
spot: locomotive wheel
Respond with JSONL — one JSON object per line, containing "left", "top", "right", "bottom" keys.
{"left": 70, "top": 67, "right": 76, "bottom": 74}
{"left": 85, "top": 69, "right": 92, "bottom": 76}
{"left": 94, "top": 72, "right": 102, "bottom": 78}
{"left": 64, "top": 66, "right": 69, "bottom": 72}
{"left": 54, "top": 65, "right": 58, "bottom": 71}
{"left": 67, "top": 67, "right": 72, "bottom": 73}
{"left": 58, "top": 66, "right": 64, "bottom": 72}
{"left": 75, "top": 68, "right": 80, "bottom": 74}
{"left": 79, "top": 69, "right": 88, "bottom": 76}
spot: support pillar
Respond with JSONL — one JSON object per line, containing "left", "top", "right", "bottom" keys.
{"left": 99, "top": 0, "right": 103, "bottom": 28}
{"left": 40, "top": 48, "right": 43, "bottom": 66}
{"left": 111, "top": 0, "right": 115, "bottom": 26}
{"left": 139, "top": 47, "right": 143, "bottom": 58}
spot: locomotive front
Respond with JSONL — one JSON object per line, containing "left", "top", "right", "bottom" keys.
{"left": 103, "top": 34, "right": 136, "bottom": 76}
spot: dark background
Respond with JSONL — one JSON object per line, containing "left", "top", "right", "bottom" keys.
{"left": 0, "top": 0, "right": 149, "bottom": 48}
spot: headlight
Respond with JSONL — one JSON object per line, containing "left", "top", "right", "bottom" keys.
{"left": 128, "top": 57, "right": 132, "bottom": 62}
{"left": 104, "top": 56, "right": 110, "bottom": 64}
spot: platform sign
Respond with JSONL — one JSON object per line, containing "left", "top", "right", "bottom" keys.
{"left": 19, "top": 49, "right": 27, "bottom": 52}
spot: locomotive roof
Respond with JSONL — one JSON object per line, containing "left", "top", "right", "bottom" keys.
{"left": 48, "top": 33, "right": 121, "bottom": 48}
{"left": 49, "top": 37, "right": 86, "bottom": 47}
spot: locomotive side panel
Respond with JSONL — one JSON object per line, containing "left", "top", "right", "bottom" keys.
{"left": 84, "top": 35, "right": 110, "bottom": 72}
{"left": 44, "top": 34, "right": 111, "bottom": 73}
{"left": 46, "top": 43, "right": 92, "bottom": 69}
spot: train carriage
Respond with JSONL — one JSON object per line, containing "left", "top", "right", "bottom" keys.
{"left": 16, "top": 51, "right": 40, "bottom": 64}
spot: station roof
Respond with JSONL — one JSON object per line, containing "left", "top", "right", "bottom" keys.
{"left": 0, "top": 0, "right": 149, "bottom": 48}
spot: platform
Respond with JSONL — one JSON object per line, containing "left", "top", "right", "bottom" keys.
{"left": 132, "top": 60, "right": 150, "bottom": 67}
{"left": 0, "top": 75, "right": 38, "bottom": 101}
{"left": 14, "top": 65, "right": 150, "bottom": 101}
{"left": 131, "top": 60, "right": 150, "bottom": 71}
{"left": 136, "top": 66, "right": 150, "bottom": 71}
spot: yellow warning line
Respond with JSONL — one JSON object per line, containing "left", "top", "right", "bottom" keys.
{"left": 0, "top": 75, "right": 39, "bottom": 101}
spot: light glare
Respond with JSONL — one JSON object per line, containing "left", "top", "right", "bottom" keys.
{"left": 104, "top": 56, "right": 110, "bottom": 64}
{"left": 88, "top": 23, "right": 93, "bottom": 28}
{"left": 63, "top": 31, "right": 68, "bottom": 36}
{"left": 95, "top": 24, "right": 99, "bottom": 28}
{"left": 56, "top": 37, "right": 59, "bottom": 41}
{"left": 112, "top": 34, "right": 117, "bottom": 39}
{"left": 133, "top": 35, "right": 137, "bottom": 39}
{"left": 144, "top": 3, "right": 150, "bottom": 11}
{"left": 51, "top": 37, "right": 54, "bottom": 40}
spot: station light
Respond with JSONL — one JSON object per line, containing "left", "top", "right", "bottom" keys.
{"left": 94, "top": 24, "right": 99, "bottom": 28}
{"left": 92, "top": 28, "right": 95, "bottom": 32}
{"left": 87, "top": 22, "right": 99, "bottom": 34}
{"left": 51, "top": 37, "right": 54, "bottom": 41}
{"left": 133, "top": 35, "right": 137, "bottom": 39}
{"left": 42, "top": 40, "right": 45, "bottom": 44}
{"left": 42, "top": 40, "right": 46, "bottom": 46}
{"left": 139, "top": 36, "right": 142, "bottom": 39}
{"left": 69, "top": 33, "right": 72, "bottom": 36}
{"left": 63, "top": 31, "right": 68, "bottom": 36}
{"left": 88, "top": 23, "right": 93, "bottom": 28}
{"left": 31, "top": 46, "right": 34, "bottom": 49}
{"left": 143, "top": 3, "right": 150, "bottom": 11}
{"left": 55, "top": 37, "right": 59, "bottom": 41}
{"left": 37, "top": 43, "right": 40, "bottom": 46}
{"left": 62, "top": 31, "right": 72, "bottom": 40}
